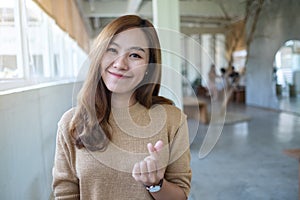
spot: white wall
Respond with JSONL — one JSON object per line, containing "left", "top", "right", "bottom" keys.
{"left": 0, "top": 82, "right": 78, "bottom": 200}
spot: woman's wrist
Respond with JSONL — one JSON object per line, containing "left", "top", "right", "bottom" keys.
{"left": 144, "top": 178, "right": 164, "bottom": 193}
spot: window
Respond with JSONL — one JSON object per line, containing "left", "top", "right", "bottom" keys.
{"left": 26, "top": 0, "right": 46, "bottom": 78}
{"left": 0, "top": 0, "right": 87, "bottom": 90}
{"left": 274, "top": 40, "right": 300, "bottom": 97}
{"left": 0, "top": 0, "right": 21, "bottom": 79}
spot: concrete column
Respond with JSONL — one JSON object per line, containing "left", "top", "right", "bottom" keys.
{"left": 152, "top": 0, "right": 182, "bottom": 108}
{"left": 215, "top": 33, "right": 226, "bottom": 73}
{"left": 186, "top": 34, "right": 202, "bottom": 96}
{"left": 201, "top": 34, "right": 213, "bottom": 87}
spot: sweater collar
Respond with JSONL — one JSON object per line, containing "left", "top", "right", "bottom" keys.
{"left": 110, "top": 102, "right": 146, "bottom": 120}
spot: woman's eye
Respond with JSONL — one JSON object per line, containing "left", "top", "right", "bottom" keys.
{"left": 129, "top": 53, "right": 142, "bottom": 59}
{"left": 107, "top": 48, "right": 117, "bottom": 53}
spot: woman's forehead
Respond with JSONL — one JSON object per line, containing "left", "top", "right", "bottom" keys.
{"left": 111, "top": 28, "right": 149, "bottom": 49}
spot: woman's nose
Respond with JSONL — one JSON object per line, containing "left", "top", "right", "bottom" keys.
{"left": 112, "top": 54, "right": 128, "bottom": 70}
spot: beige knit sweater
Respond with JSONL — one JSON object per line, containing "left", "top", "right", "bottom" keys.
{"left": 52, "top": 103, "right": 192, "bottom": 200}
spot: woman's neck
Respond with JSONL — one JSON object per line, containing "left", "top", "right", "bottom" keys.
{"left": 111, "top": 93, "right": 137, "bottom": 108}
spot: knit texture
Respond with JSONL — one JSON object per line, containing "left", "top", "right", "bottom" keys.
{"left": 52, "top": 103, "right": 192, "bottom": 200}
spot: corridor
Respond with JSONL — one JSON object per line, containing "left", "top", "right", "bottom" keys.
{"left": 188, "top": 103, "right": 300, "bottom": 199}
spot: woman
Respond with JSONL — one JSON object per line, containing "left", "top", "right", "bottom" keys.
{"left": 52, "top": 15, "right": 191, "bottom": 200}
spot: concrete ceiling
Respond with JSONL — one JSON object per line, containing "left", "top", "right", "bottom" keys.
{"left": 76, "top": 0, "right": 246, "bottom": 38}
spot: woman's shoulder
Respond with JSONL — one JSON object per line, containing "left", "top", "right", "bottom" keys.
{"left": 159, "top": 103, "right": 182, "bottom": 113}
{"left": 55, "top": 108, "right": 78, "bottom": 151}
{"left": 59, "top": 108, "right": 76, "bottom": 123}
{"left": 57, "top": 108, "right": 76, "bottom": 132}
{"left": 152, "top": 103, "right": 186, "bottom": 125}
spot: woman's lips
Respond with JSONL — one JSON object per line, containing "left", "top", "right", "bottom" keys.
{"left": 108, "top": 71, "right": 131, "bottom": 78}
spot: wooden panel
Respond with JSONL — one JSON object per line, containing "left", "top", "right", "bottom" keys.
{"left": 51, "top": 0, "right": 67, "bottom": 32}
{"left": 33, "top": 0, "right": 90, "bottom": 52}
{"left": 33, "top": 0, "right": 53, "bottom": 17}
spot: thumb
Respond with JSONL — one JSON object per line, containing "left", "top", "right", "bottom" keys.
{"left": 147, "top": 143, "right": 155, "bottom": 154}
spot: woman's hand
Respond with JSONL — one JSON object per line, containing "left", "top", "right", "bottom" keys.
{"left": 132, "top": 140, "right": 166, "bottom": 186}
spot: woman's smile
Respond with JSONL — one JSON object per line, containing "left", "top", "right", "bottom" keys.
{"left": 107, "top": 70, "right": 132, "bottom": 79}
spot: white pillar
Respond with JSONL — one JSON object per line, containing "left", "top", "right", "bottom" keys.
{"left": 215, "top": 33, "right": 226, "bottom": 74}
{"left": 152, "top": 0, "right": 182, "bottom": 108}
{"left": 186, "top": 34, "right": 202, "bottom": 96}
{"left": 201, "top": 34, "right": 213, "bottom": 87}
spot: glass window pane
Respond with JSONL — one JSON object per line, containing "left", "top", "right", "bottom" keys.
{"left": 52, "top": 22, "right": 63, "bottom": 77}
{"left": 26, "top": 0, "right": 45, "bottom": 78}
{"left": 0, "top": 0, "right": 19, "bottom": 79}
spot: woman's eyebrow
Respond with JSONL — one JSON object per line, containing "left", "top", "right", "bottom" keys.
{"left": 109, "top": 42, "right": 119, "bottom": 47}
{"left": 129, "top": 46, "right": 146, "bottom": 53}
{"left": 109, "top": 42, "right": 146, "bottom": 53}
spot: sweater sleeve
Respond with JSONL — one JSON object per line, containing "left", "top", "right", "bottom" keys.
{"left": 165, "top": 114, "right": 192, "bottom": 198}
{"left": 52, "top": 114, "right": 80, "bottom": 200}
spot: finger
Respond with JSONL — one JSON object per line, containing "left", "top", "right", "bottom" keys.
{"left": 145, "top": 157, "right": 156, "bottom": 173}
{"left": 147, "top": 140, "right": 164, "bottom": 155}
{"left": 140, "top": 160, "right": 148, "bottom": 174}
{"left": 139, "top": 161, "right": 149, "bottom": 183}
{"left": 147, "top": 144, "right": 159, "bottom": 162}
{"left": 154, "top": 140, "right": 164, "bottom": 152}
{"left": 132, "top": 163, "right": 141, "bottom": 180}
{"left": 146, "top": 159, "right": 157, "bottom": 184}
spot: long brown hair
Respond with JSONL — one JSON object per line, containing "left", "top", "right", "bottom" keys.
{"left": 69, "top": 15, "right": 172, "bottom": 151}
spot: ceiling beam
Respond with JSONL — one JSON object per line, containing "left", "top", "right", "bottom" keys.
{"left": 180, "top": 26, "right": 227, "bottom": 35}
{"left": 76, "top": 0, "right": 246, "bottom": 38}
{"left": 181, "top": 16, "right": 231, "bottom": 25}
{"left": 80, "top": 0, "right": 245, "bottom": 19}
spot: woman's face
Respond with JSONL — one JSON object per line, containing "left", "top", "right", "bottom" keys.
{"left": 101, "top": 28, "right": 149, "bottom": 96}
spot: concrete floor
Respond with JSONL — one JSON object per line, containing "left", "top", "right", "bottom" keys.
{"left": 188, "top": 102, "right": 300, "bottom": 200}
{"left": 278, "top": 96, "right": 300, "bottom": 116}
